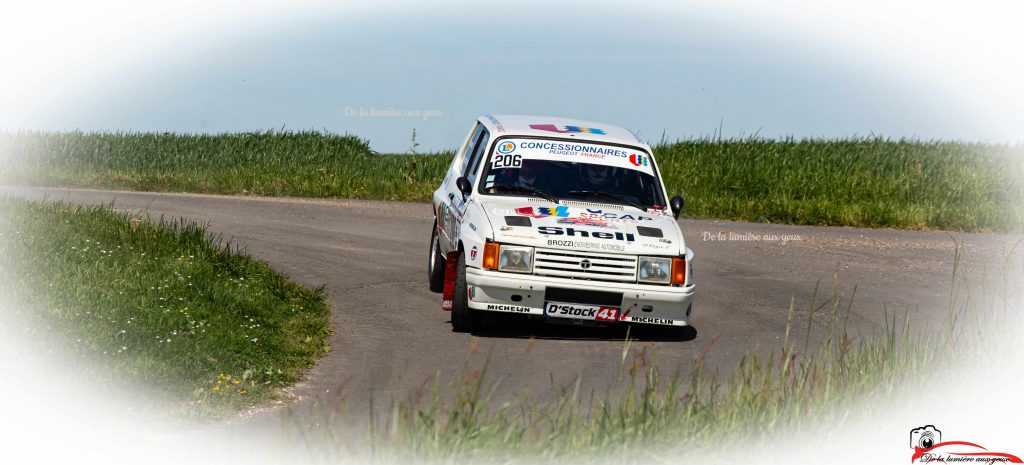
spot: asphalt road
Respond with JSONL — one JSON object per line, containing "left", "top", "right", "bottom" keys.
{"left": 5, "top": 187, "right": 1020, "bottom": 422}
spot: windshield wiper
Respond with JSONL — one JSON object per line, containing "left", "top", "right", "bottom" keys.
{"left": 492, "top": 184, "right": 560, "bottom": 203}
{"left": 568, "top": 190, "right": 648, "bottom": 211}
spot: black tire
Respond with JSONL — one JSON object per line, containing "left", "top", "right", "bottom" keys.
{"left": 450, "top": 251, "right": 480, "bottom": 332}
{"left": 427, "top": 221, "right": 445, "bottom": 293}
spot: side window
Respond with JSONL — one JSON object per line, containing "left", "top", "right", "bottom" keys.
{"left": 459, "top": 124, "right": 484, "bottom": 175}
{"left": 465, "top": 129, "right": 490, "bottom": 186}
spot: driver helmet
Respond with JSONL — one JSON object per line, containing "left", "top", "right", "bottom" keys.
{"left": 585, "top": 164, "right": 611, "bottom": 185}
{"left": 519, "top": 160, "right": 542, "bottom": 185}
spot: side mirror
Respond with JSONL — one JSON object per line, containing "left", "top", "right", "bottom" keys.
{"left": 670, "top": 195, "right": 684, "bottom": 219}
{"left": 456, "top": 177, "right": 472, "bottom": 196}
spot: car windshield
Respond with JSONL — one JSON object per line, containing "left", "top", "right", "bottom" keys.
{"left": 479, "top": 138, "right": 666, "bottom": 209}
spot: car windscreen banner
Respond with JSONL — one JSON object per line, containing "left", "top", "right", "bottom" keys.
{"left": 490, "top": 139, "right": 654, "bottom": 175}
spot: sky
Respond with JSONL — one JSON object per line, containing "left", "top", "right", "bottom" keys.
{"left": 1, "top": 0, "right": 1022, "bottom": 153}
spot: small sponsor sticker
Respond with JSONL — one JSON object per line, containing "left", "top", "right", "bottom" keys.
{"left": 515, "top": 206, "right": 569, "bottom": 218}
{"left": 545, "top": 302, "right": 620, "bottom": 322}
{"left": 470, "top": 245, "right": 478, "bottom": 260}
{"left": 624, "top": 316, "right": 677, "bottom": 325}
{"left": 484, "top": 304, "right": 533, "bottom": 313}
{"left": 547, "top": 239, "right": 626, "bottom": 252}
{"left": 496, "top": 141, "right": 516, "bottom": 154}
{"left": 628, "top": 153, "right": 649, "bottom": 167}
{"left": 529, "top": 124, "right": 606, "bottom": 135}
{"left": 557, "top": 216, "right": 614, "bottom": 229}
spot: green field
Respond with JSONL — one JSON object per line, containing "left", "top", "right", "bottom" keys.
{"left": 1, "top": 131, "right": 1021, "bottom": 232}
{"left": 0, "top": 197, "right": 332, "bottom": 417}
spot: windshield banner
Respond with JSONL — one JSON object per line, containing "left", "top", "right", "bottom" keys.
{"left": 491, "top": 139, "right": 654, "bottom": 175}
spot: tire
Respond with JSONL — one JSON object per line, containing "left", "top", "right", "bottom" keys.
{"left": 450, "top": 251, "right": 481, "bottom": 332}
{"left": 427, "top": 221, "right": 445, "bottom": 293}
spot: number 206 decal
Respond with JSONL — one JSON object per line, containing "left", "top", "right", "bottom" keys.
{"left": 492, "top": 154, "right": 522, "bottom": 168}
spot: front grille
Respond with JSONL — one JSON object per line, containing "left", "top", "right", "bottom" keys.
{"left": 545, "top": 287, "right": 623, "bottom": 306}
{"left": 533, "top": 248, "right": 637, "bottom": 283}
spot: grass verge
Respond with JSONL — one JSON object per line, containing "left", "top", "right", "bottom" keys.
{"left": 0, "top": 196, "right": 332, "bottom": 417}
{"left": 2, "top": 131, "right": 1021, "bottom": 232}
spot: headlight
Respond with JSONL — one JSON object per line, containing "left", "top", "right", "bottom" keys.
{"left": 637, "top": 256, "right": 671, "bottom": 284}
{"left": 498, "top": 245, "right": 534, "bottom": 273}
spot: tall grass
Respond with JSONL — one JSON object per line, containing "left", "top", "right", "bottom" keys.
{"left": 0, "top": 130, "right": 451, "bottom": 201}
{"left": 0, "top": 197, "right": 332, "bottom": 417}
{"left": 656, "top": 138, "right": 1024, "bottom": 231}
{"left": 1, "top": 130, "right": 1021, "bottom": 231}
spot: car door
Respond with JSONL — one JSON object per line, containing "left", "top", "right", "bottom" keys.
{"left": 438, "top": 124, "right": 488, "bottom": 254}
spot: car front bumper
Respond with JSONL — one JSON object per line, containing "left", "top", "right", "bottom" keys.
{"left": 465, "top": 267, "right": 695, "bottom": 327}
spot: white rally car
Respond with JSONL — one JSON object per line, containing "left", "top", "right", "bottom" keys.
{"left": 428, "top": 115, "right": 694, "bottom": 332}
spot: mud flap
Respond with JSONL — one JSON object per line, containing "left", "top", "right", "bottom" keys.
{"left": 441, "top": 249, "right": 461, "bottom": 312}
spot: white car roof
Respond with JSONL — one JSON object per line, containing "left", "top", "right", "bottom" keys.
{"left": 478, "top": 114, "right": 649, "bottom": 149}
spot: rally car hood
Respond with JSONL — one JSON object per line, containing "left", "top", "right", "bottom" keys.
{"left": 479, "top": 197, "right": 685, "bottom": 256}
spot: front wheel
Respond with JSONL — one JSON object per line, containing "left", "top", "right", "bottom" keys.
{"left": 427, "top": 221, "right": 445, "bottom": 293}
{"left": 450, "top": 251, "right": 481, "bottom": 332}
